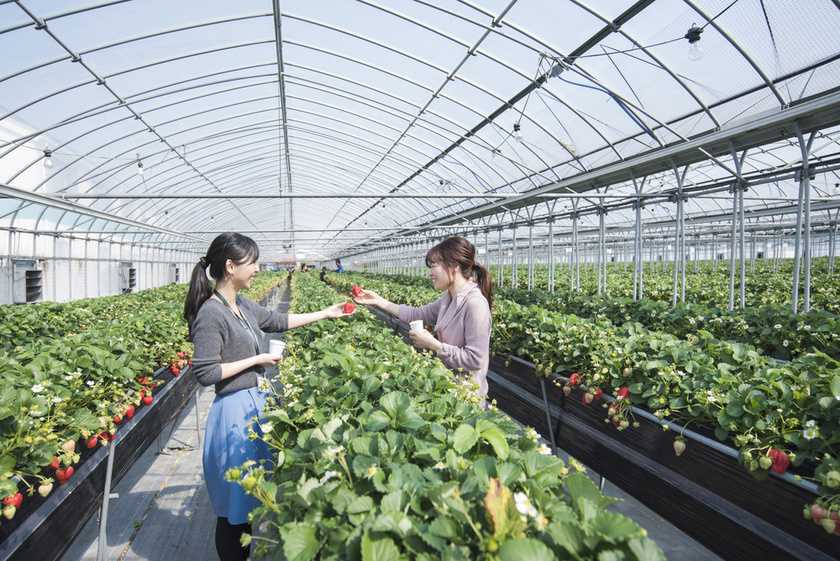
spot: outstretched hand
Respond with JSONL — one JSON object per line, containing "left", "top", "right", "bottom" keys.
{"left": 323, "top": 302, "right": 354, "bottom": 319}
{"left": 352, "top": 288, "right": 381, "bottom": 307}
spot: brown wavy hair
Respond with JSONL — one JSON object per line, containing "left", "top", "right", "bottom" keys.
{"left": 425, "top": 236, "right": 493, "bottom": 308}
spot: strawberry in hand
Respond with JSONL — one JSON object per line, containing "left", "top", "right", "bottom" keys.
{"left": 343, "top": 302, "right": 355, "bottom": 314}
{"left": 352, "top": 285, "right": 362, "bottom": 297}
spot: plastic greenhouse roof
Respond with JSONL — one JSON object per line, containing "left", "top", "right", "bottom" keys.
{"left": 2, "top": 0, "right": 840, "bottom": 263}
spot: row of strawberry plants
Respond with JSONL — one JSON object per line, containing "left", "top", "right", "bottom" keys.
{"left": 339, "top": 271, "right": 840, "bottom": 362}
{"left": 483, "top": 257, "right": 840, "bottom": 314}
{"left": 324, "top": 271, "right": 840, "bottom": 535}
{"left": 230, "top": 272, "right": 667, "bottom": 560}
{"left": 0, "top": 271, "right": 286, "bottom": 523}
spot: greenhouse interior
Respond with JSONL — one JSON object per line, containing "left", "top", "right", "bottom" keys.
{"left": 1, "top": 0, "right": 840, "bottom": 560}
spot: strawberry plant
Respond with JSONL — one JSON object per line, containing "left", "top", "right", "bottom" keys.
{"left": 229, "top": 272, "right": 666, "bottom": 560}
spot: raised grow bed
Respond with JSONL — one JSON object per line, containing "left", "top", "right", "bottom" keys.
{"left": 486, "top": 355, "right": 836, "bottom": 561}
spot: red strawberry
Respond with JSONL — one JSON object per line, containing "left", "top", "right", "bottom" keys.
{"left": 4, "top": 493, "right": 22, "bottom": 508}
{"left": 613, "top": 418, "right": 621, "bottom": 428}
{"left": 343, "top": 302, "right": 355, "bottom": 314}
{"left": 143, "top": 396, "right": 153, "bottom": 406}
{"left": 812, "top": 504, "right": 828, "bottom": 525}
{"left": 562, "top": 386, "right": 571, "bottom": 396}
{"left": 137, "top": 376, "right": 148, "bottom": 385}
{"left": 569, "top": 373, "right": 582, "bottom": 387}
{"left": 61, "top": 440, "right": 75, "bottom": 453}
{"left": 56, "top": 466, "right": 73, "bottom": 484}
{"left": 829, "top": 513, "right": 840, "bottom": 536}
{"left": 178, "top": 352, "right": 186, "bottom": 359}
{"left": 113, "top": 415, "right": 121, "bottom": 424}
{"left": 674, "top": 440, "right": 686, "bottom": 456}
{"left": 352, "top": 285, "right": 362, "bottom": 297}
{"left": 767, "top": 449, "right": 790, "bottom": 474}
{"left": 616, "top": 386, "right": 630, "bottom": 401}
{"left": 188, "top": 359, "right": 192, "bottom": 366}
{"left": 593, "top": 388, "right": 603, "bottom": 400}
{"left": 85, "top": 435, "right": 98, "bottom": 448}
{"left": 125, "top": 405, "right": 135, "bottom": 419}
{"left": 49, "top": 457, "right": 59, "bottom": 470}
{"left": 171, "top": 367, "right": 180, "bottom": 377}
{"left": 99, "top": 431, "right": 114, "bottom": 443}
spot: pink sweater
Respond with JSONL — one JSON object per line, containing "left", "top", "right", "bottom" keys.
{"left": 397, "top": 280, "right": 492, "bottom": 398}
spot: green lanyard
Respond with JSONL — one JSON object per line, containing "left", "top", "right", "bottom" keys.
{"left": 214, "top": 290, "right": 261, "bottom": 355}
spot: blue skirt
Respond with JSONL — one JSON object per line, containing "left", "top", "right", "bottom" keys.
{"left": 202, "top": 386, "right": 273, "bottom": 525}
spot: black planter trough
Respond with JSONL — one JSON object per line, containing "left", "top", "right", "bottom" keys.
{"left": 0, "top": 366, "right": 199, "bottom": 561}
{"left": 486, "top": 354, "right": 836, "bottom": 561}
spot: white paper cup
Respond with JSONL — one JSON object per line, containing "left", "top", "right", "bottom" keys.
{"left": 269, "top": 339, "right": 286, "bottom": 358}
{"left": 409, "top": 320, "right": 423, "bottom": 332}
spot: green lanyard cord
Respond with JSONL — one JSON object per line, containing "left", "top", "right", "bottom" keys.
{"left": 213, "top": 290, "right": 261, "bottom": 355}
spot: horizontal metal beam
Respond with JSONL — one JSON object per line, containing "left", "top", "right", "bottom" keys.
{"left": 0, "top": 182, "right": 206, "bottom": 242}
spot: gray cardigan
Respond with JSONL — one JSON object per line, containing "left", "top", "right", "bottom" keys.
{"left": 190, "top": 296, "right": 288, "bottom": 395}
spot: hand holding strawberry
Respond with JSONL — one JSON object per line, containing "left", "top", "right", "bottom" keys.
{"left": 352, "top": 285, "right": 362, "bottom": 297}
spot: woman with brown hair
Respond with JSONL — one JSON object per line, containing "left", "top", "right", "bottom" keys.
{"left": 353, "top": 236, "right": 493, "bottom": 402}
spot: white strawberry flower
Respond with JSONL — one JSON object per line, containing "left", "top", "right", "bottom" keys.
{"left": 514, "top": 492, "right": 538, "bottom": 518}
{"left": 31, "top": 384, "right": 44, "bottom": 393}
{"left": 433, "top": 461, "right": 447, "bottom": 470}
{"left": 537, "top": 443, "right": 552, "bottom": 455}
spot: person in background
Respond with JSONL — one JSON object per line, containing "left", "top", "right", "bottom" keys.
{"left": 320, "top": 266, "right": 328, "bottom": 282}
{"left": 353, "top": 236, "right": 493, "bottom": 404}
{"left": 334, "top": 259, "right": 344, "bottom": 273}
{"left": 183, "top": 232, "right": 353, "bottom": 561}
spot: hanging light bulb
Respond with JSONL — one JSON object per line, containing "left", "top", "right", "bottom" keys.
{"left": 42, "top": 147, "right": 53, "bottom": 169}
{"left": 137, "top": 161, "right": 144, "bottom": 175}
{"left": 684, "top": 26, "right": 704, "bottom": 61}
{"left": 513, "top": 122, "right": 523, "bottom": 142}
{"left": 833, "top": 183, "right": 840, "bottom": 195}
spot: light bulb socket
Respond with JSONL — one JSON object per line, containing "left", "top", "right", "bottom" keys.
{"left": 513, "top": 122, "right": 523, "bottom": 142}
{"left": 43, "top": 148, "right": 53, "bottom": 169}
{"left": 685, "top": 26, "right": 703, "bottom": 44}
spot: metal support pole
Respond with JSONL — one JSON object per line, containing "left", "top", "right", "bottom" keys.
{"left": 96, "top": 439, "right": 117, "bottom": 561}
{"left": 548, "top": 218, "right": 555, "bottom": 292}
{"left": 739, "top": 185, "right": 746, "bottom": 309}
{"left": 728, "top": 184, "right": 738, "bottom": 312}
{"left": 528, "top": 222, "right": 534, "bottom": 291}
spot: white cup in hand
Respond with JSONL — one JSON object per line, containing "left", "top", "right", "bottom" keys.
{"left": 269, "top": 339, "right": 286, "bottom": 358}
{"left": 410, "top": 320, "right": 423, "bottom": 332}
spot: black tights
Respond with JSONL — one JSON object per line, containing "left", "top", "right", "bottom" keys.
{"left": 215, "top": 517, "right": 250, "bottom": 561}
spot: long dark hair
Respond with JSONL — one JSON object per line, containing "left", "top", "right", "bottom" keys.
{"left": 184, "top": 233, "right": 260, "bottom": 333}
{"left": 425, "top": 236, "right": 493, "bottom": 308}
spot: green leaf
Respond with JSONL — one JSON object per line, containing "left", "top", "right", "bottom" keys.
{"left": 497, "top": 538, "right": 555, "bottom": 561}
{"left": 282, "top": 524, "right": 324, "bottom": 561}
{"left": 626, "top": 537, "right": 668, "bottom": 561}
{"left": 366, "top": 410, "right": 392, "bottom": 432}
{"left": 830, "top": 375, "right": 840, "bottom": 398}
{"left": 347, "top": 495, "right": 374, "bottom": 514}
{"left": 452, "top": 424, "right": 479, "bottom": 454}
{"left": 481, "top": 427, "right": 509, "bottom": 460}
{"left": 361, "top": 533, "right": 400, "bottom": 561}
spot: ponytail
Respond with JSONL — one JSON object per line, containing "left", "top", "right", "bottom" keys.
{"left": 472, "top": 262, "right": 494, "bottom": 309}
{"left": 183, "top": 233, "right": 260, "bottom": 336}
{"left": 184, "top": 258, "right": 213, "bottom": 335}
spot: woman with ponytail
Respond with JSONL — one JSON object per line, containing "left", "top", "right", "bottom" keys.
{"left": 353, "top": 236, "right": 493, "bottom": 404}
{"left": 184, "top": 232, "right": 351, "bottom": 561}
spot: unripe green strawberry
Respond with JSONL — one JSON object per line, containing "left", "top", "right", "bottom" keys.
{"left": 673, "top": 440, "right": 686, "bottom": 456}
{"left": 821, "top": 518, "right": 836, "bottom": 534}
{"left": 824, "top": 470, "right": 840, "bottom": 488}
{"left": 759, "top": 456, "right": 772, "bottom": 469}
{"left": 242, "top": 476, "right": 257, "bottom": 491}
{"left": 227, "top": 468, "right": 241, "bottom": 480}
{"left": 38, "top": 482, "right": 53, "bottom": 497}
{"left": 2, "top": 505, "right": 15, "bottom": 519}
{"left": 804, "top": 506, "right": 814, "bottom": 520}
